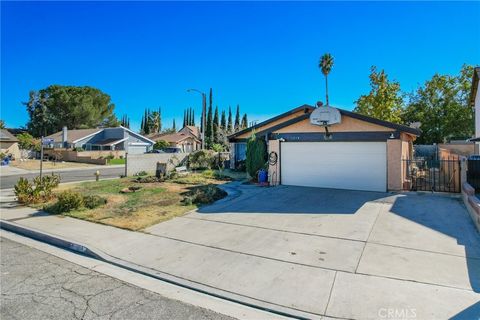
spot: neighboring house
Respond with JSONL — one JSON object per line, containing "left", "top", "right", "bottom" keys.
{"left": 0, "top": 129, "right": 20, "bottom": 159}
{"left": 469, "top": 67, "right": 480, "bottom": 153}
{"left": 45, "top": 126, "right": 154, "bottom": 154}
{"left": 228, "top": 105, "right": 421, "bottom": 192}
{"left": 148, "top": 126, "right": 201, "bottom": 152}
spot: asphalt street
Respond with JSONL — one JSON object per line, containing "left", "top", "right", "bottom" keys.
{"left": 0, "top": 237, "right": 235, "bottom": 320}
{"left": 0, "top": 167, "right": 124, "bottom": 189}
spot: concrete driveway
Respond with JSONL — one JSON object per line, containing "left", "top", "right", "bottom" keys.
{"left": 145, "top": 184, "right": 480, "bottom": 319}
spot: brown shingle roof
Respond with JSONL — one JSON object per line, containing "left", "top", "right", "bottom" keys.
{"left": 0, "top": 129, "right": 19, "bottom": 142}
{"left": 45, "top": 128, "right": 102, "bottom": 143}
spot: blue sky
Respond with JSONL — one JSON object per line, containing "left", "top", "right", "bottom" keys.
{"left": 2, "top": 1, "right": 479, "bottom": 132}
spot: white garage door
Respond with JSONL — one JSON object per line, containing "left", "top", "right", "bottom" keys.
{"left": 128, "top": 145, "right": 147, "bottom": 154}
{"left": 281, "top": 142, "right": 386, "bottom": 192}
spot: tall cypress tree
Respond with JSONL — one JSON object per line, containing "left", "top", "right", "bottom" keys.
{"left": 183, "top": 110, "right": 187, "bottom": 127}
{"left": 213, "top": 106, "right": 219, "bottom": 144}
{"left": 241, "top": 113, "right": 248, "bottom": 129}
{"left": 220, "top": 110, "right": 226, "bottom": 129}
{"left": 227, "top": 106, "right": 233, "bottom": 134}
{"left": 140, "top": 115, "right": 145, "bottom": 134}
{"left": 191, "top": 109, "right": 195, "bottom": 126}
{"left": 234, "top": 104, "right": 240, "bottom": 131}
{"left": 206, "top": 88, "right": 213, "bottom": 147}
{"left": 173, "top": 119, "right": 176, "bottom": 131}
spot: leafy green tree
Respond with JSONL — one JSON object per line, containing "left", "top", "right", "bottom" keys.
{"left": 246, "top": 133, "right": 267, "bottom": 180}
{"left": 153, "top": 140, "right": 170, "bottom": 150}
{"left": 24, "top": 85, "right": 117, "bottom": 137}
{"left": 354, "top": 66, "right": 404, "bottom": 123}
{"left": 319, "top": 53, "right": 334, "bottom": 105}
{"left": 149, "top": 111, "right": 161, "bottom": 133}
{"left": 0, "top": 120, "right": 5, "bottom": 129}
{"left": 234, "top": 104, "right": 240, "bottom": 131}
{"left": 227, "top": 106, "right": 233, "bottom": 133}
{"left": 17, "top": 132, "right": 36, "bottom": 149}
{"left": 402, "top": 64, "right": 474, "bottom": 144}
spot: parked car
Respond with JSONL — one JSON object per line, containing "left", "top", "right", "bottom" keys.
{"left": 148, "top": 149, "right": 166, "bottom": 154}
{"left": 163, "top": 147, "right": 182, "bottom": 153}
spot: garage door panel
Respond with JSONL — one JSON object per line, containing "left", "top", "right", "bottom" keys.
{"left": 281, "top": 142, "right": 386, "bottom": 192}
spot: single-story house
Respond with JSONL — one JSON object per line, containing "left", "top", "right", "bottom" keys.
{"left": 228, "top": 104, "right": 421, "bottom": 192}
{"left": 46, "top": 126, "right": 154, "bottom": 154}
{"left": 148, "top": 126, "right": 201, "bottom": 152}
{"left": 470, "top": 67, "right": 480, "bottom": 153}
{"left": 0, "top": 129, "right": 20, "bottom": 159}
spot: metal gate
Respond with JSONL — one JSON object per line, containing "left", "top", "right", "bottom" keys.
{"left": 403, "top": 158, "right": 461, "bottom": 193}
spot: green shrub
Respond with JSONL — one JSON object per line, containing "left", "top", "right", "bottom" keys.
{"left": 245, "top": 133, "right": 267, "bottom": 180}
{"left": 14, "top": 178, "right": 34, "bottom": 203}
{"left": 154, "top": 140, "right": 170, "bottom": 150}
{"left": 73, "top": 147, "right": 84, "bottom": 152}
{"left": 14, "top": 174, "right": 60, "bottom": 204}
{"left": 183, "top": 185, "right": 227, "bottom": 205}
{"left": 48, "top": 191, "right": 84, "bottom": 214}
{"left": 188, "top": 150, "right": 216, "bottom": 170}
{"left": 211, "top": 143, "right": 224, "bottom": 152}
{"left": 106, "top": 153, "right": 115, "bottom": 160}
{"left": 83, "top": 195, "right": 107, "bottom": 209}
{"left": 135, "top": 171, "right": 148, "bottom": 176}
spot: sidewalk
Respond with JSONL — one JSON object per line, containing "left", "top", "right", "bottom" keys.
{"left": 1, "top": 203, "right": 479, "bottom": 319}
{"left": 0, "top": 164, "right": 124, "bottom": 177}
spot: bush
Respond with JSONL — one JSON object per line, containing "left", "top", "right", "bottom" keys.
{"left": 73, "top": 147, "right": 84, "bottom": 152}
{"left": 134, "top": 171, "right": 148, "bottom": 176}
{"left": 106, "top": 153, "right": 114, "bottom": 160}
{"left": 245, "top": 133, "right": 267, "bottom": 180}
{"left": 83, "top": 195, "right": 107, "bottom": 209}
{"left": 188, "top": 150, "right": 216, "bottom": 170}
{"left": 14, "top": 178, "right": 34, "bottom": 203}
{"left": 14, "top": 174, "right": 60, "bottom": 204}
{"left": 211, "top": 143, "right": 224, "bottom": 152}
{"left": 154, "top": 140, "right": 170, "bottom": 150}
{"left": 183, "top": 185, "right": 227, "bottom": 205}
{"left": 46, "top": 191, "right": 84, "bottom": 214}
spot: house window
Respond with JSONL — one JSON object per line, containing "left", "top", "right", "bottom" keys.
{"left": 235, "top": 143, "right": 247, "bottom": 162}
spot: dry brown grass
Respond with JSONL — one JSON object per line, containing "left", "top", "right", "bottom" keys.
{"left": 11, "top": 160, "right": 96, "bottom": 171}
{"left": 55, "top": 174, "right": 229, "bottom": 231}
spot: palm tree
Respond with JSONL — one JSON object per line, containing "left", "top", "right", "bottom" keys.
{"left": 319, "top": 53, "right": 334, "bottom": 106}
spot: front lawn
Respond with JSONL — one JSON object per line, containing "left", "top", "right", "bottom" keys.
{"left": 107, "top": 158, "right": 126, "bottom": 165}
{"left": 46, "top": 172, "right": 232, "bottom": 230}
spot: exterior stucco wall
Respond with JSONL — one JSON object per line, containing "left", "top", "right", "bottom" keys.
{"left": 234, "top": 109, "right": 308, "bottom": 139}
{"left": 268, "top": 139, "right": 280, "bottom": 186}
{"left": 0, "top": 141, "right": 20, "bottom": 159}
{"left": 387, "top": 139, "right": 403, "bottom": 191}
{"left": 126, "top": 153, "right": 189, "bottom": 176}
{"left": 273, "top": 116, "right": 393, "bottom": 134}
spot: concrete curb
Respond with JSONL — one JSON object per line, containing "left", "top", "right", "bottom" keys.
{"left": 0, "top": 219, "right": 319, "bottom": 320}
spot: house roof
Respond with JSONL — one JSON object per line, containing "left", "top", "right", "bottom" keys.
{"left": 0, "top": 129, "right": 19, "bottom": 142}
{"left": 470, "top": 67, "right": 480, "bottom": 107}
{"left": 181, "top": 126, "right": 201, "bottom": 139}
{"left": 46, "top": 128, "right": 101, "bottom": 143}
{"left": 90, "top": 138, "right": 128, "bottom": 146}
{"left": 45, "top": 126, "right": 154, "bottom": 145}
{"left": 228, "top": 104, "right": 421, "bottom": 141}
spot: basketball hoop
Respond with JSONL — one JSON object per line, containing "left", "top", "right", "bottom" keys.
{"left": 310, "top": 106, "right": 341, "bottom": 139}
